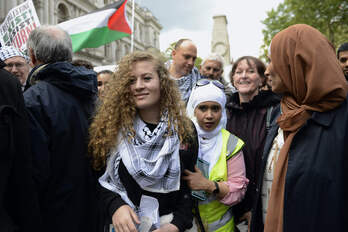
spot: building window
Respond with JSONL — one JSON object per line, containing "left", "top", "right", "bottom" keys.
{"left": 57, "top": 3, "right": 69, "bottom": 23}
{"left": 134, "top": 22, "right": 137, "bottom": 40}
{"left": 138, "top": 23, "right": 143, "bottom": 42}
{"left": 125, "top": 44, "right": 130, "bottom": 54}
{"left": 153, "top": 32, "right": 157, "bottom": 47}
{"left": 115, "top": 41, "right": 121, "bottom": 62}
{"left": 32, "top": 0, "right": 39, "bottom": 9}
{"left": 105, "top": 43, "right": 111, "bottom": 58}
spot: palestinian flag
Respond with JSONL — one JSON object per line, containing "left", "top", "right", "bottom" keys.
{"left": 58, "top": 0, "right": 131, "bottom": 52}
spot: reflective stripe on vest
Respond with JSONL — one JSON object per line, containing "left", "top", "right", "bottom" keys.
{"left": 198, "top": 129, "right": 244, "bottom": 232}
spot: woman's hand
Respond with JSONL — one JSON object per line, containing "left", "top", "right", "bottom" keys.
{"left": 153, "top": 223, "right": 179, "bottom": 232}
{"left": 112, "top": 205, "right": 140, "bottom": 232}
{"left": 183, "top": 166, "right": 214, "bottom": 191}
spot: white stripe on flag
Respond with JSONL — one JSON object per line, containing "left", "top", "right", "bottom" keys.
{"left": 58, "top": 9, "right": 115, "bottom": 35}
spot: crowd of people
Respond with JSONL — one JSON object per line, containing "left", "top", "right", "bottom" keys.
{"left": 0, "top": 23, "right": 347, "bottom": 232}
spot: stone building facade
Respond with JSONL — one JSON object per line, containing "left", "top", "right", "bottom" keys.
{"left": 0, "top": 0, "right": 162, "bottom": 66}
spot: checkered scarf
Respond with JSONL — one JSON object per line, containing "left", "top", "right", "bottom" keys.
{"left": 99, "top": 114, "right": 181, "bottom": 209}
{"left": 166, "top": 60, "right": 202, "bottom": 104}
{"left": 0, "top": 46, "right": 29, "bottom": 62}
{"left": 174, "top": 67, "right": 201, "bottom": 104}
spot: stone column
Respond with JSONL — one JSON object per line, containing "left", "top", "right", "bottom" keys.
{"left": 211, "top": 15, "right": 231, "bottom": 65}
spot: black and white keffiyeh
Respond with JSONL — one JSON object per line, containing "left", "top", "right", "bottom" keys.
{"left": 166, "top": 60, "right": 202, "bottom": 104}
{"left": 0, "top": 46, "right": 29, "bottom": 62}
{"left": 99, "top": 114, "right": 181, "bottom": 209}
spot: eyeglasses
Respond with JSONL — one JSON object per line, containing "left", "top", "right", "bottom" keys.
{"left": 4, "top": 62, "right": 26, "bottom": 69}
{"left": 196, "top": 78, "right": 224, "bottom": 90}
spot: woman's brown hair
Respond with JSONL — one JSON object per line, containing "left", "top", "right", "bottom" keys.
{"left": 88, "top": 51, "right": 193, "bottom": 170}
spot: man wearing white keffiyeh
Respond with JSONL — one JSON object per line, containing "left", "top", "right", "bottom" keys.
{"left": 89, "top": 51, "right": 198, "bottom": 232}
{"left": 167, "top": 39, "right": 202, "bottom": 105}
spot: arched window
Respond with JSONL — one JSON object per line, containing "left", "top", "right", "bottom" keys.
{"left": 57, "top": 3, "right": 69, "bottom": 23}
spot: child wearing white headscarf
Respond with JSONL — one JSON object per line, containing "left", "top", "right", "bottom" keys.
{"left": 184, "top": 80, "right": 249, "bottom": 232}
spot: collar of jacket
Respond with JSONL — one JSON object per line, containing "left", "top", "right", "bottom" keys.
{"left": 28, "top": 63, "right": 48, "bottom": 85}
{"left": 227, "top": 90, "right": 280, "bottom": 110}
{"left": 310, "top": 109, "right": 336, "bottom": 127}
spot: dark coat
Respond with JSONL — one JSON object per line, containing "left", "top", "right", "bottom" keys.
{"left": 226, "top": 90, "right": 280, "bottom": 218}
{"left": 0, "top": 60, "right": 42, "bottom": 232}
{"left": 251, "top": 97, "right": 348, "bottom": 232}
{"left": 100, "top": 124, "right": 199, "bottom": 232}
{"left": 24, "top": 62, "right": 99, "bottom": 232}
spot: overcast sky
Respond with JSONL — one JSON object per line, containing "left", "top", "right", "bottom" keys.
{"left": 137, "top": 0, "right": 284, "bottom": 61}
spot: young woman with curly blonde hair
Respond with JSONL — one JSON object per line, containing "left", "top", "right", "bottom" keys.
{"left": 89, "top": 51, "right": 198, "bottom": 232}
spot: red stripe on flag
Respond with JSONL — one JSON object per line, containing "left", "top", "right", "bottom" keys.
{"left": 107, "top": 0, "right": 132, "bottom": 34}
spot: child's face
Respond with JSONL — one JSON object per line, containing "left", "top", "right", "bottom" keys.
{"left": 194, "top": 101, "right": 222, "bottom": 132}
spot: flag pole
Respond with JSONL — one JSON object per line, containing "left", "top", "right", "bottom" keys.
{"left": 131, "top": 0, "right": 135, "bottom": 52}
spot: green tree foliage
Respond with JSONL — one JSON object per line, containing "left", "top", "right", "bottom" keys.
{"left": 164, "top": 42, "right": 177, "bottom": 60}
{"left": 261, "top": 0, "right": 348, "bottom": 61}
{"left": 195, "top": 57, "right": 202, "bottom": 68}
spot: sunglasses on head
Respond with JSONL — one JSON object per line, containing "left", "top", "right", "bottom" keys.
{"left": 196, "top": 78, "right": 225, "bottom": 90}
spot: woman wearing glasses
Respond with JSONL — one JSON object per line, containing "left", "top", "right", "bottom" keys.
{"left": 184, "top": 79, "right": 249, "bottom": 232}
{"left": 89, "top": 51, "right": 198, "bottom": 232}
{"left": 226, "top": 56, "right": 280, "bottom": 228}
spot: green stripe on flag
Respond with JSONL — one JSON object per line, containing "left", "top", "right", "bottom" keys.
{"left": 71, "top": 26, "right": 130, "bottom": 52}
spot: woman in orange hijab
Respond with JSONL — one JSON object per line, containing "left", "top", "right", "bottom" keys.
{"left": 250, "top": 24, "right": 348, "bottom": 232}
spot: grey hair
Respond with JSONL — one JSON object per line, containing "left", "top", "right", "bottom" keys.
{"left": 201, "top": 53, "right": 224, "bottom": 68}
{"left": 27, "top": 25, "right": 72, "bottom": 63}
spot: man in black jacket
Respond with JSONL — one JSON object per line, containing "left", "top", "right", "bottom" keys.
{"left": 0, "top": 60, "right": 42, "bottom": 232}
{"left": 24, "top": 25, "right": 99, "bottom": 232}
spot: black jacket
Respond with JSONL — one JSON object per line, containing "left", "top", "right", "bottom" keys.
{"left": 101, "top": 124, "right": 199, "bottom": 232}
{"left": 0, "top": 60, "right": 42, "bottom": 232}
{"left": 251, "top": 97, "right": 348, "bottom": 232}
{"left": 24, "top": 62, "right": 99, "bottom": 232}
{"left": 226, "top": 90, "right": 280, "bottom": 218}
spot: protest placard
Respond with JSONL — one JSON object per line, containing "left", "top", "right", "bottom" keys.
{"left": 0, "top": 0, "right": 40, "bottom": 53}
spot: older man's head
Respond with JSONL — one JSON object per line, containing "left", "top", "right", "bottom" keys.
{"left": 200, "top": 53, "right": 224, "bottom": 80}
{"left": 0, "top": 46, "right": 30, "bottom": 86}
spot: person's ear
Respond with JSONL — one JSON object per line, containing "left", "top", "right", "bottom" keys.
{"left": 230, "top": 74, "right": 235, "bottom": 87}
{"left": 171, "top": 49, "right": 176, "bottom": 59}
{"left": 28, "top": 48, "right": 36, "bottom": 67}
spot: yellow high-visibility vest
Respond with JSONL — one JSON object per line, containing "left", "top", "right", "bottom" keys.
{"left": 198, "top": 128, "right": 244, "bottom": 232}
